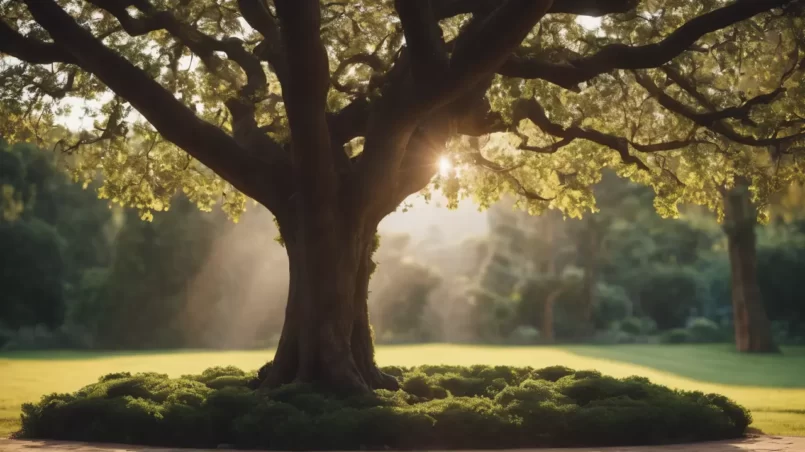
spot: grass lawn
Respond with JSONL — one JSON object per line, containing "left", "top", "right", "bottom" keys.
{"left": 1, "top": 344, "right": 804, "bottom": 439}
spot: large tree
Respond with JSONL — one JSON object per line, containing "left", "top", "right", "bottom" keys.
{"left": 2, "top": 0, "right": 804, "bottom": 391}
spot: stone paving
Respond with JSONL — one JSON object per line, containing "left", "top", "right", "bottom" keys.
{"left": 1, "top": 436, "right": 804, "bottom": 452}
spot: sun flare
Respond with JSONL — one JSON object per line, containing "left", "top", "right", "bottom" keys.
{"left": 438, "top": 156, "right": 452, "bottom": 177}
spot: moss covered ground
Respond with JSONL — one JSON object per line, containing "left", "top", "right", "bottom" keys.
{"left": 1, "top": 344, "right": 803, "bottom": 441}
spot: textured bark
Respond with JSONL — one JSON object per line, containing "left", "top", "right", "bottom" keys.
{"left": 723, "top": 183, "right": 779, "bottom": 354}
{"left": 263, "top": 222, "right": 400, "bottom": 392}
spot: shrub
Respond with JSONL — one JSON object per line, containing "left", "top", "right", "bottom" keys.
{"left": 686, "top": 317, "right": 724, "bottom": 343}
{"left": 637, "top": 266, "right": 703, "bottom": 330}
{"left": 619, "top": 317, "right": 644, "bottom": 335}
{"left": 592, "top": 328, "right": 636, "bottom": 344}
{"left": 661, "top": 328, "right": 693, "bottom": 344}
{"left": 592, "top": 282, "right": 632, "bottom": 329}
{"left": 508, "top": 325, "right": 540, "bottom": 344}
{"left": 0, "top": 324, "right": 92, "bottom": 351}
{"left": 641, "top": 317, "right": 659, "bottom": 335}
{"left": 17, "top": 365, "right": 751, "bottom": 450}
{"left": 533, "top": 365, "right": 574, "bottom": 382}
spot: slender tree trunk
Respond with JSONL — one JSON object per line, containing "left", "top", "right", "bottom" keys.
{"left": 261, "top": 213, "right": 399, "bottom": 392}
{"left": 579, "top": 223, "right": 599, "bottom": 337}
{"left": 723, "top": 182, "right": 779, "bottom": 354}
{"left": 541, "top": 287, "right": 563, "bottom": 343}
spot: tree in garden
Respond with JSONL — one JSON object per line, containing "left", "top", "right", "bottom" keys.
{"left": 480, "top": 200, "right": 576, "bottom": 342}
{"left": 0, "top": 140, "right": 112, "bottom": 337}
{"left": 368, "top": 234, "right": 443, "bottom": 343}
{"left": 721, "top": 178, "right": 778, "bottom": 352}
{"left": 2, "top": 0, "right": 805, "bottom": 391}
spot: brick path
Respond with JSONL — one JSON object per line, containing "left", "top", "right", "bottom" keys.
{"left": 1, "top": 436, "right": 804, "bottom": 452}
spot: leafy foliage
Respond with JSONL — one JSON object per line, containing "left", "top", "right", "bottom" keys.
{"left": 18, "top": 365, "right": 751, "bottom": 449}
{"left": 0, "top": 139, "right": 111, "bottom": 339}
{"left": 1, "top": 0, "right": 803, "bottom": 222}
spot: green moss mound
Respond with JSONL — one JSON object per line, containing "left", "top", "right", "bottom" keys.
{"left": 16, "top": 364, "right": 750, "bottom": 450}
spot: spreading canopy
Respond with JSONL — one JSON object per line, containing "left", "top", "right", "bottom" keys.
{"left": 1, "top": 0, "right": 804, "bottom": 223}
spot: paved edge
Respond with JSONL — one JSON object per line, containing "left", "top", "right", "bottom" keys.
{"left": 1, "top": 436, "right": 804, "bottom": 452}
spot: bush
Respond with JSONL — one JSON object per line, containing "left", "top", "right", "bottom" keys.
{"left": 16, "top": 364, "right": 751, "bottom": 450}
{"left": 619, "top": 317, "right": 644, "bottom": 335}
{"left": 592, "top": 329, "right": 637, "bottom": 344}
{"left": 507, "top": 325, "right": 540, "bottom": 344}
{"left": 0, "top": 324, "right": 92, "bottom": 351}
{"left": 636, "top": 266, "right": 703, "bottom": 330}
{"left": 614, "top": 317, "right": 657, "bottom": 339}
{"left": 661, "top": 328, "right": 693, "bottom": 344}
{"left": 658, "top": 318, "right": 726, "bottom": 344}
{"left": 592, "top": 283, "right": 632, "bottom": 330}
{"left": 687, "top": 317, "right": 724, "bottom": 343}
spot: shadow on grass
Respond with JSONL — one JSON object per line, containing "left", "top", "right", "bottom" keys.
{"left": 565, "top": 344, "right": 805, "bottom": 388}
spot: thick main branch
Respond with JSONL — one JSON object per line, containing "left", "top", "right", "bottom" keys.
{"left": 0, "top": 20, "right": 76, "bottom": 64}
{"left": 498, "top": 0, "right": 791, "bottom": 90}
{"left": 87, "top": 0, "right": 267, "bottom": 98}
{"left": 22, "top": 0, "right": 283, "bottom": 206}
{"left": 432, "top": 0, "right": 638, "bottom": 19}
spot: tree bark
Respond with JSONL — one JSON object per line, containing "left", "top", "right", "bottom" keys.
{"left": 261, "top": 218, "right": 400, "bottom": 392}
{"left": 723, "top": 182, "right": 779, "bottom": 353}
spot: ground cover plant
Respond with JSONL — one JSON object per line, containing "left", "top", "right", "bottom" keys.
{"left": 15, "top": 363, "right": 751, "bottom": 450}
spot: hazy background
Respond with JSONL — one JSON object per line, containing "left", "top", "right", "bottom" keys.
{"left": 2, "top": 140, "right": 805, "bottom": 350}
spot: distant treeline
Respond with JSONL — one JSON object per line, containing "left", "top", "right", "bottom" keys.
{"left": 2, "top": 140, "right": 804, "bottom": 350}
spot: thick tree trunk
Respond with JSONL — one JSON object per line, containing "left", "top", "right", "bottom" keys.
{"left": 261, "top": 221, "right": 400, "bottom": 392}
{"left": 723, "top": 182, "right": 779, "bottom": 354}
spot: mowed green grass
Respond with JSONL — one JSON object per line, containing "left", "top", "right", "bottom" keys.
{"left": 1, "top": 344, "right": 804, "bottom": 438}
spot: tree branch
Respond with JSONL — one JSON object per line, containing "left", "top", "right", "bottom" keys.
{"left": 331, "top": 52, "right": 386, "bottom": 95}
{"left": 446, "top": 0, "right": 554, "bottom": 104}
{"left": 0, "top": 20, "right": 76, "bottom": 64}
{"left": 661, "top": 65, "right": 718, "bottom": 111}
{"left": 472, "top": 151, "right": 553, "bottom": 201}
{"left": 629, "top": 139, "right": 715, "bottom": 153}
{"left": 328, "top": 98, "right": 370, "bottom": 149}
{"left": 274, "top": 0, "right": 337, "bottom": 193}
{"left": 394, "top": 0, "right": 449, "bottom": 91}
{"left": 517, "top": 131, "right": 575, "bottom": 153}
{"left": 15, "top": 68, "right": 79, "bottom": 99}
{"left": 662, "top": 65, "right": 789, "bottom": 128}
{"left": 87, "top": 0, "right": 267, "bottom": 98}
{"left": 432, "top": 0, "right": 638, "bottom": 19}
{"left": 634, "top": 71, "right": 805, "bottom": 147}
{"left": 236, "top": 0, "right": 289, "bottom": 84}
{"left": 512, "top": 98, "right": 651, "bottom": 170}
{"left": 376, "top": 118, "right": 451, "bottom": 221}
{"left": 22, "top": 0, "right": 286, "bottom": 208}
{"left": 498, "top": 0, "right": 791, "bottom": 89}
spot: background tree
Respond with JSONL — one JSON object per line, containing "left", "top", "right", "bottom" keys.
{"left": 70, "top": 196, "right": 220, "bottom": 349}
{"left": 369, "top": 234, "right": 443, "bottom": 343}
{"left": 0, "top": 139, "right": 111, "bottom": 340}
{"left": 2, "top": 0, "right": 804, "bottom": 391}
{"left": 721, "top": 178, "right": 778, "bottom": 352}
